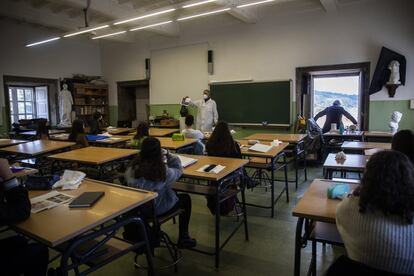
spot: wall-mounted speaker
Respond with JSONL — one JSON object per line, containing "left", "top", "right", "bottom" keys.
{"left": 208, "top": 50, "right": 213, "bottom": 75}
{"left": 145, "top": 58, "right": 151, "bottom": 79}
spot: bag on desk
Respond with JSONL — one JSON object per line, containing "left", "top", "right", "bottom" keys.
{"left": 24, "top": 175, "right": 60, "bottom": 190}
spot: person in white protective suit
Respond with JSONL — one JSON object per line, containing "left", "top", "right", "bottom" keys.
{"left": 58, "top": 84, "right": 73, "bottom": 127}
{"left": 184, "top": 90, "right": 218, "bottom": 132}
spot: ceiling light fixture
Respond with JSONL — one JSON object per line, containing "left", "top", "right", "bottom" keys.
{"left": 177, "top": 8, "right": 231, "bottom": 21}
{"left": 63, "top": 25, "right": 109, "bottom": 38}
{"left": 183, "top": 0, "right": 216, "bottom": 9}
{"left": 25, "top": 37, "right": 61, "bottom": 47}
{"left": 130, "top": 21, "right": 173, "bottom": 32}
{"left": 237, "top": 0, "right": 275, "bottom": 8}
{"left": 114, "top": 8, "right": 176, "bottom": 25}
{"left": 92, "top": 30, "right": 127, "bottom": 40}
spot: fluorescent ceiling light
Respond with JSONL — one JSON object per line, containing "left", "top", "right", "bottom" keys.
{"left": 177, "top": 8, "right": 231, "bottom": 21}
{"left": 64, "top": 25, "right": 109, "bottom": 38}
{"left": 130, "top": 21, "right": 173, "bottom": 32}
{"left": 25, "top": 37, "right": 61, "bottom": 47}
{"left": 237, "top": 0, "right": 275, "bottom": 8}
{"left": 183, "top": 0, "right": 216, "bottom": 8}
{"left": 92, "top": 31, "right": 127, "bottom": 40}
{"left": 114, "top": 8, "right": 176, "bottom": 25}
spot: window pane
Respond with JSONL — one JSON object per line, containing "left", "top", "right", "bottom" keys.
{"left": 25, "top": 102, "right": 33, "bottom": 113}
{"left": 10, "top": 104, "right": 13, "bottom": 114}
{"left": 18, "top": 102, "right": 25, "bottom": 113}
{"left": 18, "top": 115, "right": 26, "bottom": 120}
{"left": 25, "top": 89, "right": 33, "bottom": 101}
{"left": 17, "top": 89, "right": 24, "bottom": 101}
{"left": 9, "top": 90, "right": 12, "bottom": 101}
{"left": 26, "top": 115, "right": 33, "bottom": 119}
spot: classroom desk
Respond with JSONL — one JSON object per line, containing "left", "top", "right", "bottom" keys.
{"left": 173, "top": 155, "right": 249, "bottom": 269}
{"left": 14, "top": 178, "right": 157, "bottom": 275}
{"left": 149, "top": 128, "right": 180, "bottom": 137}
{"left": 49, "top": 133, "right": 70, "bottom": 141}
{"left": 88, "top": 136, "right": 131, "bottom": 147}
{"left": 292, "top": 179, "right": 358, "bottom": 276}
{"left": 341, "top": 141, "right": 391, "bottom": 151}
{"left": 244, "top": 133, "right": 308, "bottom": 188}
{"left": 48, "top": 147, "right": 138, "bottom": 179}
{"left": 363, "top": 131, "right": 393, "bottom": 142}
{"left": 19, "top": 129, "right": 67, "bottom": 137}
{"left": 0, "top": 139, "right": 28, "bottom": 148}
{"left": 323, "top": 130, "right": 364, "bottom": 141}
{"left": 323, "top": 153, "right": 368, "bottom": 179}
{"left": 0, "top": 140, "right": 76, "bottom": 157}
{"left": 107, "top": 127, "right": 135, "bottom": 135}
{"left": 238, "top": 140, "right": 289, "bottom": 217}
{"left": 156, "top": 137, "right": 197, "bottom": 151}
{"left": 12, "top": 167, "right": 38, "bottom": 178}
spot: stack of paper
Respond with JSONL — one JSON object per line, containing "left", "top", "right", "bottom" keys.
{"left": 30, "top": 191, "right": 73, "bottom": 213}
{"left": 248, "top": 143, "right": 273, "bottom": 153}
{"left": 177, "top": 155, "right": 198, "bottom": 168}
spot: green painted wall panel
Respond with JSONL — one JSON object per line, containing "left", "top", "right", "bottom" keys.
{"left": 369, "top": 100, "right": 414, "bottom": 131}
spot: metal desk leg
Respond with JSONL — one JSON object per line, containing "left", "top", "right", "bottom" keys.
{"left": 215, "top": 185, "right": 221, "bottom": 270}
{"left": 271, "top": 157, "right": 275, "bottom": 218}
{"left": 294, "top": 217, "right": 305, "bottom": 276}
{"left": 283, "top": 154, "right": 289, "bottom": 203}
{"left": 295, "top": 144, "right": 299, "bottom": 190}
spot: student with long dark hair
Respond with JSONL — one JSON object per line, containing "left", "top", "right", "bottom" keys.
{"left": 206, "top": 121, "right": 241, "bottom": 158}
{"left": 336, "top": 150, "right": 414, "bottom": 274}
{"left": 69, "top": 119, "right": 89, "bottom": 147}
{"left": 125, "top": 137, "right": 196, "bottom": 248}
{"left": 392, "top": 129, "right": 414, "bottom": 164}
{"left": 89, "top": 112, "right": 103, "bottom": 135}
{"left": 130, "top": 122, "right": 149, "bottom": 149}
{"left": 36, "top": 120, "right": 49, "bottom": 140}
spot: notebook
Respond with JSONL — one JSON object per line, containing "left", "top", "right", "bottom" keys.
{"left": 69, "top": 192, "right": 105, "bottom": 208}
{"left": 177, "top": 155, "right": 198, "bottom": 168}
{"left": 248, "top": 143, "right": 273, "bottom": 153}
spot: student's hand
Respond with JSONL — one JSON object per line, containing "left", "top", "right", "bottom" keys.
{"left": 0, "top": 158, "right": 13, "bottom": 183}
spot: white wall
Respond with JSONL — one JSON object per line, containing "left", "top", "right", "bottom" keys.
{"left": 100, "top": 0, "right": 414, "bottom": 106}
{"left": 0, "top": 19, "right": 101, "bottom": 126}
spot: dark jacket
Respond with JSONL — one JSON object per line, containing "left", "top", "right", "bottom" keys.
{"left": 0, "top": 186, "right": 31, "bottom": 226}
{"left": 206, "top": 141, "right": 242, "bottom": 159}
{"left": 89, "top": 119, "right": 101, "bottom": 135}
{"left": 314, "top": 105, "right": 358, "bottom": 133}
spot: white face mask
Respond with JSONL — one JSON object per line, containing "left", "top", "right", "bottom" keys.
{"left": 203, "top": 94, "right": 209, "bottom": 100}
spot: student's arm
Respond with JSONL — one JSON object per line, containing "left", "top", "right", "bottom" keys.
{"left": 212, "top": 101, "right": 219, "bottom": 126}
{"left": 0, "top": 159, "right": 31, "bottom": 226}
{"left": 165, "top": 154, "right": 183, "bottom": 184}
{"left": 342, "top": 108, "right": 358, "bottom": 125}
{"left": 196, "top": 130, "right": 204, "bottom": 140}
{"left": 314, "top": 108, "right": 327, "bottom": 121}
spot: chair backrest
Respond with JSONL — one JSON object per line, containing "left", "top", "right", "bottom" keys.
{"left": 327, "top": 255, "right": 409, "bottom": 276}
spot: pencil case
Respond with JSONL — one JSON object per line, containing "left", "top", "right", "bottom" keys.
{"left": 172, "top": 133, "right": 185, "bottom": 141}
{"left": 327, "top": 184, "right": 350, "bottom": 199}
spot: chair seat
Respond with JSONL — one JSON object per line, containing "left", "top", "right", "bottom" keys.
{"left": 246, "top": 157, "right": 272, "bottom": 169}
{"left": 157, "top": 209, "right": 184, "bottom": 225}
{"left": 173, "top": 182, "right": 238, "bottom": 199}
{"left": 310, "top": 222, "right": 343, "bottom": 245}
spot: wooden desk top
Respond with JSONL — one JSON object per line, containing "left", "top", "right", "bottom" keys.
{"left": 0, "top": 139, "right": 28, "bottom": 148}
{"left": 181, "top": 155, "right": 248, "bottom": 182}
{"left": 237, "top": 140, "right": 289, "bottom": 158}
{"left": 323, "top": 153, "right": 368, "bottom": 170}
{"left": 292, "top": 179, "right": 358, "bottom": 223}
{"left": 48, "top": 147, "right": 138, "bottom": 165}
{"left": 363, "top": 131, "right": 393, "bottom": 138}
{"left": 0, "top": 140, "right": 76, "bottom": 156}
{"left": 341, "top": 141, "right": 391, "bottom": 151}
{"left": 244, "top": 133, "right": 307, "bottom": 143}
{"left": 12, "top": 167, "right": 39, "bottom": 178}
{"left": 107, "top": 127, "right": 135, "bottom": 135}
{"left": 20, "top": 129, "right": 67, "bottom": 136}
{"left": 323, "top": 130, "right": 364, "bottom": 137}
{"left": 14, "top": 179, "right": 157, "bottom": 247}
{"left": 149, "top": 128, "right": 180, "bottom": 137}
{"left": 156, "top": 137, "right": 197, "bottom": 150}
{"left": 49, "top": 133, "right": 70, "bottom": 141}
{"left": 89, "top": 136, "right": 131, "bottom": 145}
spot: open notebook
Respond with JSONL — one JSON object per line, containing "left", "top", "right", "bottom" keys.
{"left": 177, "top": 155, "right": 198, "bottom": 168}
{"left": 248, "top": 143, "right": 273, "bottom": 153}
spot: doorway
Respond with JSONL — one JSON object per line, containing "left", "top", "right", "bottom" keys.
{"left": 117, "top": 80, "right": 149, "bottom": 128}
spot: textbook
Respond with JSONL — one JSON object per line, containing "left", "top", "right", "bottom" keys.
{"left": 177, "top": 155, "right": 198, "bottom": 168}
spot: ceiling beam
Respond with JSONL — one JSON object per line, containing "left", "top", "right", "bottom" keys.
{"left": 216, "top": 0, "right": 257, "bottom": 23}
{"left": 147, "top": 21, "right": 179, "bottom": 36}
{"left": 319, "top": 0, "right": 337, "bottom": 13}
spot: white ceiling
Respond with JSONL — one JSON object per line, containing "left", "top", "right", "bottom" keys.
{"left": 0, "top": 0, "right": 365, "bottom": 43}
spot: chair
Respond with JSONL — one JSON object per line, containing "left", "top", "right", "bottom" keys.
{"left": 327, "top": 255, "right": 409, "bottom": 276}
{"left": 132, "top": 208, "right": 184, "bottom": 273}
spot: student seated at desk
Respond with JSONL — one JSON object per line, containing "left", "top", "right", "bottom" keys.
{"left": 69, "top": 119, "right": 89, "bottom": 147}
{"left": 89, "top": 111, "right": 103, "bottom": 135}
{"left": 125, "top": 137, "right": 196, "bottom": 248}
{"left": 336, "top": 151, "right": 414, "bottom": 275}
{"left": 130, "top": 122, "right": 149, "bottom": 149}
{"left": 0, "top": 158, "right": 49, "bottom": 276}
{"left": 181, "top": 115, "right": 205, "bottom": 155}
{"left": 392, "top": 129, "right": 414, "bottom": 164}
{"left": 36, "top": 120, "right": 49, "bottom": 140}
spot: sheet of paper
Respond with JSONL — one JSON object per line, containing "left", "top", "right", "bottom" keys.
{"left": 364, "top": 148, "right": 383, "bottom": 155}
{"left": 249, "top": 143, "right": 273, "bottom": 153}
{"left": 177, "top": 155, "right": 198, "bottom": 168}
{"left": 30, "top": 191, "right": 74, "bottom": 213}
{"left": 196, "top": 164, "right": 226, "bottom": 174}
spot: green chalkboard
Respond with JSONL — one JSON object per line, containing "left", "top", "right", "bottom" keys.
{"left": 210, "top": 80, "right": 291, "bottom": 126}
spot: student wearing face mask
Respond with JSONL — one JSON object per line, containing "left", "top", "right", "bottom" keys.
{"left": 183, "top": 90, "right": 218, "bottom": 132}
